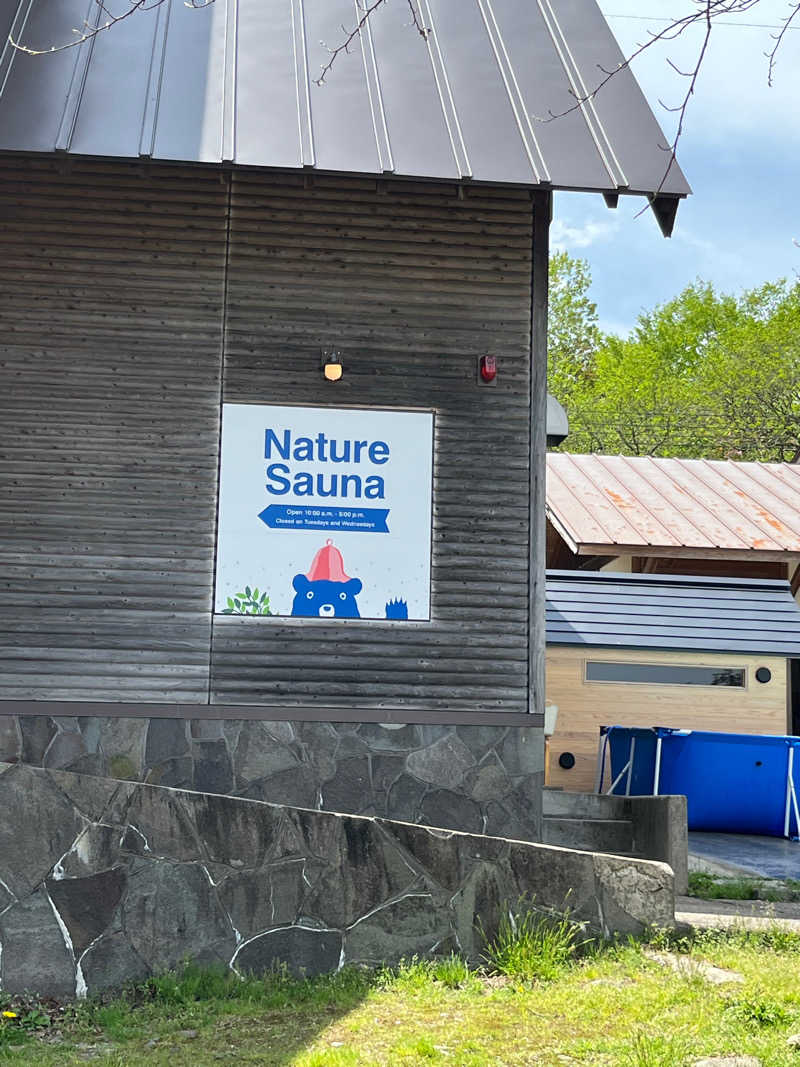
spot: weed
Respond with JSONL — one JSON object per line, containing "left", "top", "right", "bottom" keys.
{"left": 393, "top": 1034, "right": 441, "bottom": 1060}
{"left": 688, "top": 871, "right": 760, "bottom": 900}
{"left": 688, "top": 870, "right": 800, "bottom": 902}
{"left": 724, "top": 990, "right": 790, "bottom": 1028}
{"left": 621, "top": 1030, "right": 691, "bottom": 1067}
{"left": 695, "top": 924, "right": 800, "bottom": 954}
{"left": 140, "top": 962, "right": 241, "bottom": 1004}
{"left": 430, "top": 954, "right": 473, "bottom": 990}
{"left": 481, "top": 902, "right": 588, "bottom": 981}
{"left": 0, "top": 1024, "right": 29, "bottom": 1049}
{"left": 19, "top": 1009, "right": 51, "bottom": 1032}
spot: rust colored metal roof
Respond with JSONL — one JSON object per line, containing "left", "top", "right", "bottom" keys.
{"left": 546, "top": 454, "right": 800, "bottom": 561}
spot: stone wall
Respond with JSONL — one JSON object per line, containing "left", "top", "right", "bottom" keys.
{"left": 0, "top": 762, "right": 672, "bottom": 998}
{"left": 0, "top": 715, "right": 542, "bottom": 840}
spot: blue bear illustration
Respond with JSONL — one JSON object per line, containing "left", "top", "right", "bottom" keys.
{"left": 290, "top": 540, "right": 408, "bottom": 620}
{"left": 292, "top": 574, "right": 363, "bottom": 618}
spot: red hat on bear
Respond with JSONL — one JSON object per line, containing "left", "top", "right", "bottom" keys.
{"left": 306, "top": 539, "right": 351, "bottom": 583}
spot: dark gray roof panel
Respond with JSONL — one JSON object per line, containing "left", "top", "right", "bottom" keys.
{"left": 0, "top": 0, "right": 690, "bottom": 202}
{"left": 546, "top": 570, "right": 800, "bottom": 657}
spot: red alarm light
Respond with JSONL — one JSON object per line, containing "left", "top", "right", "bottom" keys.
{"left": 479, "top": 355, "right": 497, "bottom": 383}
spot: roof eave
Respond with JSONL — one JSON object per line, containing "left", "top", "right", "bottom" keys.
{"left": 568, "top": 542, "right": 800, "bottom": 565}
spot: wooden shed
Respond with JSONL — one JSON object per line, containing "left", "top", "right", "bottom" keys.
{"left": 546, "top": 454, "right": 800, "bottom": 598}
{"left": 0, "top": 0, "right": 689, "bottom": 839}
{"left": 545, "top": 571, "right": 800, "bottom": 793}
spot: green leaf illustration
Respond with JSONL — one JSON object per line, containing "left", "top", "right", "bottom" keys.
{"left": 222, "top": 586, "right": 273, "bottom": 616}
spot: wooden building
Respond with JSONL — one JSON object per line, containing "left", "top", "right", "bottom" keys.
{"left": 0, "top": 0, "right": 689, "bottom": 838}
{"left": 545, "top": 570, "right": 800, "bottom": 793}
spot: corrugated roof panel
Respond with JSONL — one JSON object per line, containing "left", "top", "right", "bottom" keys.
{"left": 424, "top": 0, "right": 534, "bottom": 184}
{"left": 543, "top": 0, "right": 682, "bottom": 195}
{"left": 68, "top": 4, "right": 159, "bottom": 159}
{"left": 549, "top": 453, "right": 655, "bottom": 547}
{"left": 700, "top": 459, "right": 800, "bottom": 551}
{"left": 367, "top": 0, "right": 459, "bottom": 180}
{"left": 739, "top": 462, "right": 800, "bottom": 518}
{"left": 0, "top": 0, "right": 83, "bottom": 152}
{"left": 667, "top": 459, "right": 784, "bottom": 553}
{"left": 760, "top": 462, "right": 800, "bottom": 505}
{"left": 545, "top": 570, "right": 800, "bottom": 656}
{"left": 546, "top": 461, "right": 618, "bottom": 550}
{"left": 233, "top": 0, "right": 305, "bottom": 169}
{"left": 596, "top": 454, "right": 715, "bottom": 549}
{"left": 575, "top": 454, "right": 684, "bottom": 548}
{"left": 0, "top": 0, "right": 690, "bottom": 216}
{"left": 152, "top": 0, "right": 227, "bottom": 163}
{"left": 300, "top": 0, "right": 382, "bottom": 175}
{"left": 546, "top": 454, "right": 800, "bottom": 557}
{"left": 491, "top": 0, "right": 612, "bottom": 190}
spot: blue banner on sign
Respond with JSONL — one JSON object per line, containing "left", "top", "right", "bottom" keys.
{"left": 258, "top": 504, "right": 390, "bottom": 533}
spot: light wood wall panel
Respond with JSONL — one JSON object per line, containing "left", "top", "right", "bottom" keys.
{"left": 0, "top": 156, "right": 226, "bottom": 702}
{"left": 546, "top": 645, "right": 789, "bottom": 793}
{"left": 211, "top": 171, "right": 535, "bottom": 714}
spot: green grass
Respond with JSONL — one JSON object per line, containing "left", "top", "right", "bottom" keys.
{"left": 688, "top": 870, "right": 800, "bottom": 902}
{"left": 5, "top": 926, "right": 800, "bottom": 1065}
{"left": 481, "top": 900, "right": 589, "bottom": 981}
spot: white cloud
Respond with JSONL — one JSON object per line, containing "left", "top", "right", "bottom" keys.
{"left": 551, "top": 217, "right": 621, "bottom": 251}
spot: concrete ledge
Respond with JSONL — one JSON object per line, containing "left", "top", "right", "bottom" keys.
{"left": 631, "top": 795, "right": 688, "bottom": 896}
{"left": 0, "top": 764, "right": 674, "bottom": 998}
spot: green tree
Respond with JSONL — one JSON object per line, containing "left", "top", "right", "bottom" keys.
{"left": 547, "top": 251, "right": 600, "bottom": 406}
{"left": 557, "top": 278, "right": 800, "bottom": 462}
{"left": 700, "top": 282, "right": 800, "bottom": 462}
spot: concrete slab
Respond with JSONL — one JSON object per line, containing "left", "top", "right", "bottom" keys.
{"left": 688, "top": 832, "right": 800, "bottom": 881}
{"left": 676, "top": 895, "right": 800, "bottom": 933}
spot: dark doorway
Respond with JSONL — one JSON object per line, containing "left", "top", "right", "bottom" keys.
{"left": 791, "top": 660, "right": 800, "bottom": 736}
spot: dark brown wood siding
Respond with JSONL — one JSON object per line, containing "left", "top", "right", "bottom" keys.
{"left": 0, "top": 158, "right": 537, "bottom": 718}
{"left": 212, "top": 172, "right": 533, "bottom": 714}
{"left": 0, "top": 156, "right": 225, "bottom": 702}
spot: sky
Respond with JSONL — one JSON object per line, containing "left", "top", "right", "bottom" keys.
{"left": 553, "top": 0, "right": 800, "bottom": 335}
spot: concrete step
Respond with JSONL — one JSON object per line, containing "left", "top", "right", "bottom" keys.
{"left": 543, "top": 815, "right": 635, "bottom": 854}
{"left": 543, "top": 790, "right": 631, "bottom": 820}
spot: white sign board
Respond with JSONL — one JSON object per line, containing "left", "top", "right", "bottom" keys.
{"left": 214, "top": 404, "right": 433, "bottom": 621}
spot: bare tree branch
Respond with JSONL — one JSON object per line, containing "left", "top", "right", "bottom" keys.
{"left": 536, "top": 0, "right": 800, "bottom": 199}
{"left": 767, "top": 0, "right": 800, "bottom": 85}
{"left": 9, "top": 0, "right": 212, "bottom": 56}
{"left": 313, "top": 0, "right": 428, "bottom": 86}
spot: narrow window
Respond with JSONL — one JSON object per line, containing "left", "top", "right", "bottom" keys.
{"left": 585, "top": 662, "right": 746, "bottom": 688}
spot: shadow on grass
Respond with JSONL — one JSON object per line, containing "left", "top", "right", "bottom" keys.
{"left": 29, "top": 962, "right": 377, "bottom": 1066}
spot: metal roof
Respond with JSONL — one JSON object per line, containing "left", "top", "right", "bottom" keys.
{"left": 547, "top": 454, "right": 800, "bottom": 562}
{"left": 546, "top": 570, "right": 800, "bottom": 656}
{"left": 0, "top": 0, "right": 689, "bottom": 228}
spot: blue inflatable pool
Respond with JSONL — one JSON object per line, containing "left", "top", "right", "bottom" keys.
{"left": 601, "top": 726, "right": 800, "bottom": 838}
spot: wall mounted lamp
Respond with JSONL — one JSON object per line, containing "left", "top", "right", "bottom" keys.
{"left": 479, "top": 354, "right": 497, "bottom": 384}
{"left": 322, "top": 349, "right": 343, "bottom": 382}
